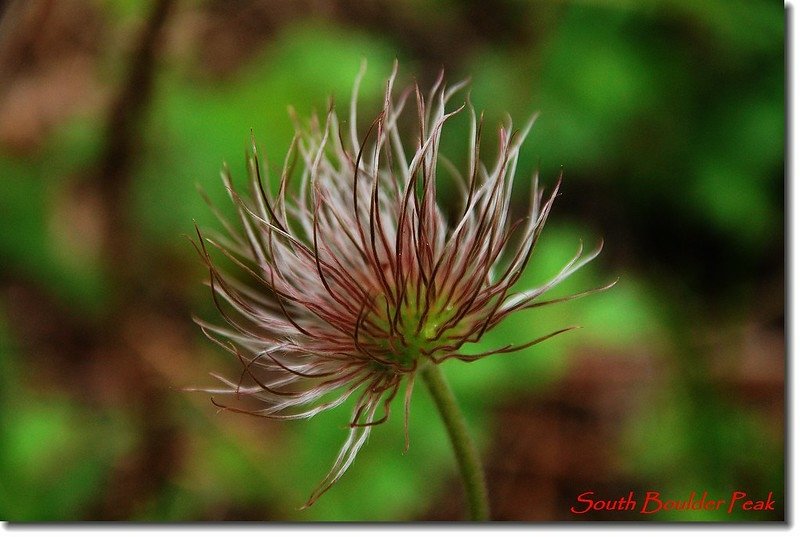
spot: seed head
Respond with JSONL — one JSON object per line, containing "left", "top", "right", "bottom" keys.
{"left": 190, "top": 62, "right": 612, "bottom": 507}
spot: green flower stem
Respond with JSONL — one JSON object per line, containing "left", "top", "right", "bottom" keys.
{"left": 421, "top": 364, "right": 490, "bottom": 521}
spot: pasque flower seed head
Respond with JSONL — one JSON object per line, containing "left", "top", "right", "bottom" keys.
{"left": 190, "top": 63, "right": 612, "bottom": 507}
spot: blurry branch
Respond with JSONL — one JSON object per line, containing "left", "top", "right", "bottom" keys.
{"left": 99, "top": 0, "right": 172, "bottom": 192}
{"left": 77, "top": 0, "right": 178, "bottom": 519}
{"left": 92, "top": 0, "right": 174, "bottom": 292}
{"left": 0, "top": 0, "right": 181, "bottom": 518}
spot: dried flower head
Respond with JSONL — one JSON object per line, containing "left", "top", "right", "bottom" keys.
{"left": 191, "top": 63, "right": 610, "bottom": 507}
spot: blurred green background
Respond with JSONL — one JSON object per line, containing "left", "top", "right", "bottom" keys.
{"left": 0, "top": 0, "right": 783, "bottom": 521}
